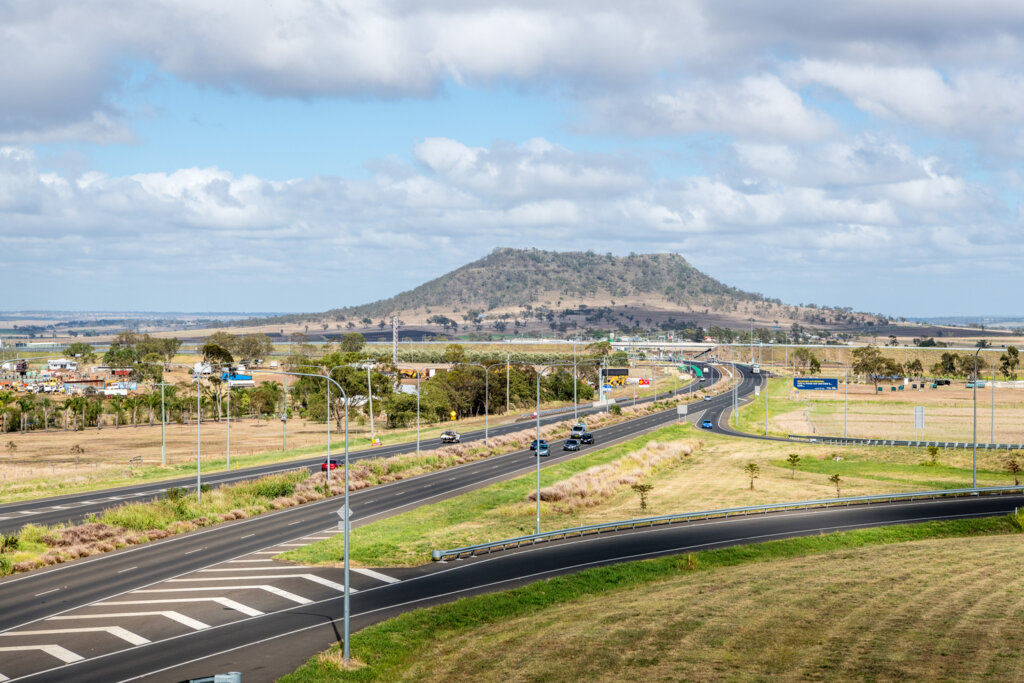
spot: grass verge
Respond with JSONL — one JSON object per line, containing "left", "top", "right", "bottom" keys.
{"left": 279, "top": 515, "right": 1021, "bottom": 682}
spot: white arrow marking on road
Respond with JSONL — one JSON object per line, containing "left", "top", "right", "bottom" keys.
{"left": 168, "top": 574, "right": 353, "bottom": 592}
{"left": 50, "top": 611, "right": 209, "bottom": 631}
{"left": 0, "top": 672, "right": 8, "bottom": 681}
{"left": 350, "top": 567, "right": 400, "bottom": 584}
{"left": 99, "top": 598, "right": 263, "bottom": 617}
{"left": 2, "top": 626, "right": 149, "bottom": 646}
{"left": 0, "top": 644, "right": 84, "bottom": 663}
{"left": 134, "top": 586, "right": 312, "bottom": 605}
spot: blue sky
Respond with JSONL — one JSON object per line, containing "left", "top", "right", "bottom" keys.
{"left": 2, "top": 2, "right": 1024, "bottom": 318}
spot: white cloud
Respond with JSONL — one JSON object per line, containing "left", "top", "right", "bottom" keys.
{"left": 1, "top": 138, "right": 1019, "bottom": 312}
{"left": 589, "top": 75, "right": 835, "bottom": 141}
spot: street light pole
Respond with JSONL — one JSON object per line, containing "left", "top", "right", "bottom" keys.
{"left": 366, "top": 365, "right": 375, "bottom": 443}
{"left": 261, "top": 369, "right": 351, "bottom": 662}
{"left": 160, "top": 381, "right": 166, "bottom": 467}
{"left": 973, "top": 346, "right": 981, "bottom": 489}
{"left": 226, "top": 384, "right": 231, "bottom": 470}
{"left": 196, "top": 374, "right": 202, "bottom": 503}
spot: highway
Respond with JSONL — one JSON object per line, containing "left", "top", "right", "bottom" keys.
{"left": 0, "top": 364, "right": 719, "bottom": 535}
{"left": 5, "top": 362, "right": 1009, "bottom": 681}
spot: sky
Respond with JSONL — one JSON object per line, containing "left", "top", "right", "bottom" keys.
{"left": 2, "top": 1, "right": 1023, "bottom": 318}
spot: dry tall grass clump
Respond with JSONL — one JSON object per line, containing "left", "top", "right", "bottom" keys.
{"left": 528, "top": 438, "right": 704, "bottom": 512}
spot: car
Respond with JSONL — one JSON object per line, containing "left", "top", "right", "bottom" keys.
{"left": 700, "top": 419, "right": 714, "bottom": 430}
{"left": 563, "top": 438, "right": 581, "bottom": 451}
{"left": 441, "top": 430, "right": 461, "bottom": 444}
{"left": 570, "top": 423, "right": 587, "bottom": 437}
{"left": 578, "top": 431, "right": 594, "bottom": 444}
{"left": 321, "top": 458, "right": 341, "bottom": 470}
{"left": 703, "top": 395, "right": 712, "bottom": 401}
{"left": 530, "top": 439, "right": 548, "bottom": 451}
{"left": 536, "top": 443, "right": 551, "bottom": 456}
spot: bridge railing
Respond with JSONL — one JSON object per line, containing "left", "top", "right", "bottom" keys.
{"left": 431, "top": 485, "right": 1024, "bottom": 561}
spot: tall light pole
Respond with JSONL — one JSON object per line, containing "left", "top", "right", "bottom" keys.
{"left": 366, "top": 365, "right": 375, "bottom": 443}
{"left": 159, "top": 380, "right": 167, "bottom": 466}
{"left": 225, "top": 383, "right": 231, "bottom": 470}
{"left": 195, "top": 373, "right": 202, "bottom": 502}
{"left": 261, "top": 369, "right": 351, "bottom": 661}
{"left": 972, "top": 355, "right": 977, "bottom": 485}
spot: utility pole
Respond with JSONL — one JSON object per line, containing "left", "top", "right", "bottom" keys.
{"left": 391, "top": 316, "right": 398, "bottom": 366}
{"left": 282, "top": 382, "right": 287, "bottom": 451}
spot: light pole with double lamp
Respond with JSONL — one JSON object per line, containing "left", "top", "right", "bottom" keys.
{"left": 260, "top": 369, "right": 352, "bottom": 661}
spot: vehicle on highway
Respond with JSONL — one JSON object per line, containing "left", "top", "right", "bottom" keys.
{"left": 570, "top": 423, "right": 586, "bottom": 437}
{"left": 578, "top": 431, "right": 594, "bottom": 444}
{"left": 536, "top": 442, "right": 551, "bottom": 456}
{"left": 703, "top": 395, "right": 712, "bottom": 401}
{"left": 563, "top": 438, "right": 581, "bottom": 451}
{"left": 700, "top": 419, "right": 714, "bottom": 430}
{"left": 752, "top": 364, "right": 760, "bottom": 374}
{"left": 530, "top": 439, "right": 548, "bottom": 451}
{"left": 321, "top": 458, "right": 341, "bottom": 470}
{"left": 441, "top": 430, "right": 461, "bottom": 443}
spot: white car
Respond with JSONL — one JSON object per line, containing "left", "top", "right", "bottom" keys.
{"left": 441, "top": 430, "right": 461, "bottom": 444}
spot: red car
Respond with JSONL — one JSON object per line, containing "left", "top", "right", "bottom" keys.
{"left": 321, "top": 459, "right": 341, "bottom": 471}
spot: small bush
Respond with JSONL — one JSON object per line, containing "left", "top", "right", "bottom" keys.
{"left": 610, "top": 405, "right": 622, "bottom": 415}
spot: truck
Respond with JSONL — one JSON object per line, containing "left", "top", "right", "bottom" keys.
{"left": 751, "top": 364, "right": 760, "bottom": 374}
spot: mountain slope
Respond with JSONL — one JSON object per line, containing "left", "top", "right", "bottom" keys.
{"left": 329, "top": 248, "right": 770, "bottom": 319}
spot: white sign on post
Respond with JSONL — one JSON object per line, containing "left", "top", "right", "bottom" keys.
{"left": 676, "top": 404, "right": 688, "bottom": 417}
{"left": 914, "top": 406, "right": 924, "bottom": 430}
{"left": 754, "top": 385, "right": 761, "bottom": 397}
{"left": 337, "top": 504, "right": 352, "bottom": 531}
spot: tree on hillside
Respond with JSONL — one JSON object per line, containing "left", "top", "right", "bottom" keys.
{"left": 586, "top": 340, "right": 612, "bottom": 357}
{"left": 828, "top": 473, "right": 842, "bottom": 497}
{"left": 744, "top": 462, "right": 760, "bottom": 490}
{"left": 235, "top": 333, "right": 273, "bottom": 363}
{"left": 339, "top": 333, "right": 366, "bottom": 353}
{"left": 851, "top": 346, "right": 900, "bottom": 389}
{"left": 787, "top": 453, "right": 801, "bottom": 478}
{"left": 904, "top": 359, "right": 924, "bottom": 378}
{"left": 792, "top": 347, "right": 821, "bottom": 375}
{"left": 65, "top": 342, "right": 96, "bottom": 362}
{"left": 1007, "top": 454, "right": 1022, "bottom": 486}
{"left": 442, "top": 344, "right": 466, "bottom": 364}
{"left": 1000, "top": 346, "right": 1020, "bottom": 380}
{"left": 201, "top": 343, "right": 233, "bottom": 365}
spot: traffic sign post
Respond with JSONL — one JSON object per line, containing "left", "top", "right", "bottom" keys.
{"left": 337, "top": 504, "right": 351, "bottom": 531}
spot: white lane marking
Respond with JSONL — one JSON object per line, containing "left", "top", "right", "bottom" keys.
{"left": 117, "top": 566, "right": 137, "bottom": 574}
{"left": 351, "top": 567, "right": 400, "bottom": 584}
{"left": 0, "top": 516, "right": 9, "bottom": 521}
{"left": 50, "top": 611, "right": 209, "bottom": 631}
{"left": 273, "top": 543, "right": 307, "bottom": 547}
{"left": 18, "top": 510, "right": 38, "bottom": 516}
{"left": 198, "top": 567, "right": 309, "bottom": 572}
{"left": 240, "top": 533, "right": 254, "bottom": 539}
{"left": 100, "top": 598, "right": 263, "bottom": 618}
{"left": 184, "top": 548, "right": 204, "bottom": 555}
{"left": 0, "top": 672, "right": 8, "bottom": 681}
{"left": 223, "top": 559, "right": 274, "bottom": 563}
{"left": 286, "top": 520, "right": 302, "bottom": 526}
{"left": 49, "top": 505, "right": 68, "bottom": 510}
{"left": 34, "top": 588, "right": 60, "bottom": 597}
{"left": 135, "top": 586, "right": 312, "bottom": 605}
{"left": 251, "top": 551, "right": 278, "bottom": 554}
{"left": 0, "top": 644, "right": 84, "bottom": 663}
{"left": 3, "top": 626, "right": 150, "bottom": 646}
{"left": 107, "top": 496, "right": 125, "bottom": 501}
{"left": 168, "top": 574, "right": 353, "bottom": 592}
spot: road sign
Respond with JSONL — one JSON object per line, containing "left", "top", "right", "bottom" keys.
{"left": 793, "top": 378, "right": 838, "bottom": 391}
{"left": 754, "top": 385, "right": 761, "bottom": 397}
{"left": 914, "top": 406, "right": 924, "bottom": 430}
{"left": 676, "top": 404, "right": 688, "bottom": 416}
{"left": 337, "top": 504, "right": 352, "bottom": 531}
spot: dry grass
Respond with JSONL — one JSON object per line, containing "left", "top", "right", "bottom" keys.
{"left": 399, "top": 534, "right": 1024, "bottom": 682}
{"left": 528, "top": 439, "right": 703, "bottom": 511}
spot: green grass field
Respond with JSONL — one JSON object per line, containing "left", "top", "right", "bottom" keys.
{"left": 280, "top": 516, "right": 1023, "bottom": 682}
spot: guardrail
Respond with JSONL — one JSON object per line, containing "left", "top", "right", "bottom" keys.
{"left": 788, "top": 434, "right": 1024, "bottom": 450}
{"left": 430, "top": 485, "right": 1024, "bottom": 561}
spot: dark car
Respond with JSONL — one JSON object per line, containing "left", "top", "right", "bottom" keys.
{"left": 578, "top": 432, "right": 594, "bottom": 444}
{"left": 536, "top": 442, "right": 551, "bottom": 456}
{"left": 530, "top": 439, "right": 548, "bottom": 451}
{"left": 321, "top": 458, "right": 341, "bottom": 470}
{"left": 563, "top": 438, "right": 581, "bottom": 451}
{"left": 700, "top": 419, "right": 714, "bottom": 430}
